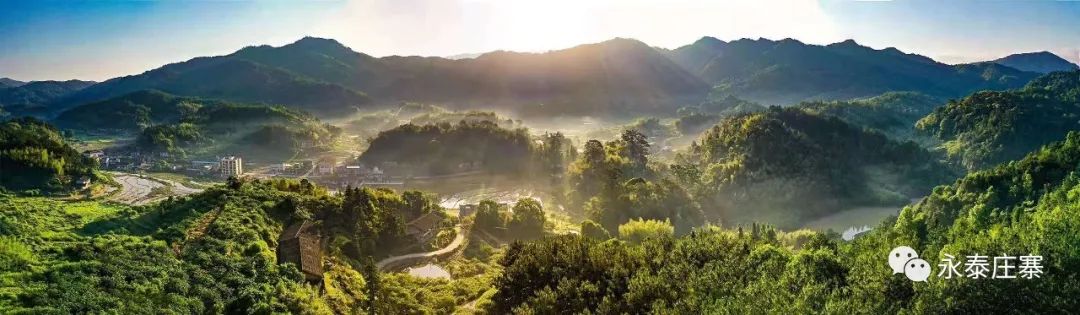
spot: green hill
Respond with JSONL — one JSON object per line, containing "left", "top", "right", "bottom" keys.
{"left": 490, "top": 131, "right": 1080, "bottom": 314}
{"left": 56, "top": 57, "right": 371, "bottom": 117}
{"left": 799, "top": 92, "right": 943, "bottom": 140}
{"left": 993, "top": 51, "right": 1079, "bottom": 74}
{"left": 916, "top": 70, "right": 1080, "bottom": 170}
{"left": 666, "top": 37, "right": 1039, "bottom": 105}
{"left": 0, "top": 117, "right": 98, "bottom": 194}
{"left": 0, "top": 80, "right": 95, "bottom": 117}
{"left": 86, "top": 92, "right": 344, "bottom": 160}
{"left": 0, "top": 178, "right": 446, "bottom": 313}
{"left": 686, "top": 107, "right": 956, "bottom": 226}
{"left": 54, "top": 90, "right": 212, "bottom": 131}
{"left": 359, "top": 120, "right": 534, "bottom": 175}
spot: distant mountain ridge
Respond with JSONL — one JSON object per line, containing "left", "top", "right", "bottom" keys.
{"left": 666, "top": 37, "right": 1039, "bottom": 105}
{"left": 12, "top": 36, "right": 1059, "bottom": 119}
{"left": 51, "top": 37, "right": 709, "bottom": 118}
{"left": 55, "top": 56, "right": 371, "bottom": 117}
{"left": 0, "top": 80, "right": 96, "bottom": 117}
{"left": 993, "top": 51, "right": 1079, "bottom": 74}
{"left": 0, "top": 78, "right": 25, "bottom": 88}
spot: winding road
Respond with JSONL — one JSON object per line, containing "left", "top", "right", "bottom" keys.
{"left": 376, "top": 226, "right": 465, "bottom": 271}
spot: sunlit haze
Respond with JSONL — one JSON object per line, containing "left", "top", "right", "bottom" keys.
{"left": 1, "top": 0, "right": 1078, "bottom": 81}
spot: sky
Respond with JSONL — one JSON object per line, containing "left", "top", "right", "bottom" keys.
{"left": 1, "top": 0, "right": 1078, "bottom": 82}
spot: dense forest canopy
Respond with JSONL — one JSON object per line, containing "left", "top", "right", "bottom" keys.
{"left": 0, "top": 118, "right": 98, "bottom": 194}
{"left": 359, "top": 120, "right": 535, "bottom": 176}
{"left": 0, "top": 177, "right": 453, "bottom": 313}
{"left": 4, "top": 32, "right": 1080, "bottom": 314}
{"left": 55, "top": 90, "right": 210, "bottom": 131}
{"left": 491, "top": 132, "right": 1080, "bottom": 314}
{"left": 916, "top": 70, "right": 1080, "bottom": 170}
{"left": 682, "top": 107, "right": 955, "bottom": 227}
{"left": 111, "top": 93, "right": 342, "bottom": 159}
{"left": 799, "top": 92, "right": 943, "bottom": 140}
{"left": 0, "top": 80, "right": 96, "bottom": 117}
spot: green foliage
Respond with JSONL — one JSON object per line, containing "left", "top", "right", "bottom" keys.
{"left": 55, "top": 90, "right": 207, "bottom": 131}
{"left": 916, "top": 70, "right": 1080, "bottom": 170}
{"left": 508, "top": 199, "right": 546, "bottom": 240}
{"left": 580, "top": 219, "right": 611, "bottom": 240}
{"left": 568, "top": 131, "right": 704, "bottom": 233}
{"left": 360, "top": 120, "right": 533, "bottom": 176}
{"left": 686, "top": 107, "right": 955, "bottom": 227}
{"left": 800, "top": 92, "right": 943, "bottom": 140}
{"left": 617, "top": 218, "right": 673, "bottom": 244}
{"left": 490, "top": 131, "right": 1080, "bottom": 313}
{"left": 0, "top": 117, "right": 98, "bottom": 193}
{"left": 0, "top": 177, "right": 445, "bottom": 313}
{"left": 474, "top": 199, "right": 507, "bottom": 233}
{"left": 106, "top": 92, "right": 341, "bottom": 159}
{"left": 136, "top": 123, "right": 205, "bottom": 156}
{"left": 0, "top": 80, "right": 95, "bottom": 117}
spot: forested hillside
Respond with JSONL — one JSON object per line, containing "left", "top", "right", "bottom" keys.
{"left": 0, "top": 118, "right": 98, "bottom": 194}
{"left": 55, "top": 90, "right": 214, "bottom": 131}
{"left": 131, "top": 101, "right": 340, "bottom": 160}
{"left": 993, "top": 51, "right": 1079, "bottom": 74}
{"left": 666, "top": 37, "right": 1038, "bottom": 105}
{"left": 916, "top": 70, "right": 1080, "bottom": 170}
{"left": 0, "top": 178, "right": 449, "bottom": 313}
{"left": 0, "top": 80, "right": 95, "bottom": 117}
{"left": 800, "top": 92, "right": 942, "bottom": 140}
{"left": 56, "top": 57, "right": 371, "bottom": 117}
{"left": 491, "top": 132, "right": 1080, "bottom": 314}
{"left": 682, "top": 107, "right": 955, "bottom": 227}
{"left": 359, "top": 120, "right": 535, "bottom": 176}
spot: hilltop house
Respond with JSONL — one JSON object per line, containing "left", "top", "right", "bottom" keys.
{"left": 458, "top": 204, "right": 477, "bottom": 218}
{"left": 405, "top": 212, "right": 444, "bottom": 242}
{"left": 277, "top": 221, "right": 323, "bottom": 282}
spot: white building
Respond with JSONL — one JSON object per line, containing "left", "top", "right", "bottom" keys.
{"left": 220, "top": 156, "right": 243, "bottom": 178}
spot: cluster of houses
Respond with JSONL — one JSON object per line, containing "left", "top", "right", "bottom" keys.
{"left": 82, "top": 149, "right": 245, "bottom": 179}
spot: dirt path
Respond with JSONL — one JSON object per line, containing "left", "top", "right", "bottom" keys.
{"left": 376, "top": 226, "right": 465, "bottom": 271}
{"left": 173, "top": 206, "right": 223, "bottom": 256}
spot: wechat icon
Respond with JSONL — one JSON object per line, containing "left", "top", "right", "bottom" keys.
{"left": 889, "top": 246, "right": 930, "bottom": 282}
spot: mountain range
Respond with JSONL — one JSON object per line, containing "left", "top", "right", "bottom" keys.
{"left": 0, "top": 80, "right": 97, "bottom": 117}
{"left": 665, "top": 37, "right": 1041, "bottom": 105}
{"left": 0, "top": 78, "right": 25, "bottom": 88}
{"left": 1, "top": 36, "right": 1070, "bottom": 119}
{"left": 993, "top": 51, "right": 1079, "bottom": 74}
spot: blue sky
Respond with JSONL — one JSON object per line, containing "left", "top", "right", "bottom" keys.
{"left": 1, "top": 0, "right": 1078, "bottom": 81}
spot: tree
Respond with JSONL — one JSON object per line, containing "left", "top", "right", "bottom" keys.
{"left": 617, "top": 218, "right": 673, "bottom": 244}
{"left": 508, "top": 199, "right": 545, "bottom": 240}
{"left": 619, "top": 129, "right": 650, "bottom": 171}
{"left": 580, "top": 220, "right": 610, "bottom": 240}
{"left": 474, "top": 199, "right": 505, "bottom": 232}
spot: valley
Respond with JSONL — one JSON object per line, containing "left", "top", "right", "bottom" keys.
{"left": 3, "top": 25, "right": 1080, "bottom": 314}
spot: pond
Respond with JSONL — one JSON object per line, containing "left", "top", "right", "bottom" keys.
{"left": 407, "top": 264, "right": 451, "bottom": 279}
